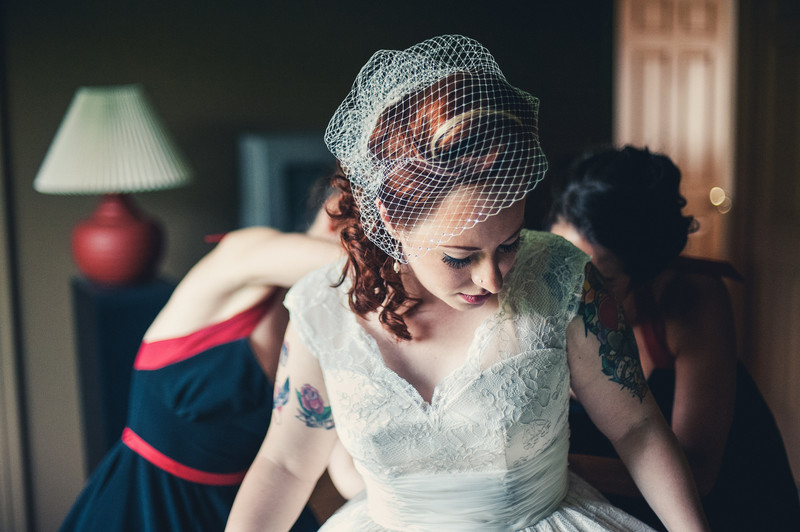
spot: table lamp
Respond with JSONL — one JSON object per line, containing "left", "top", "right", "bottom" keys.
{"left": 33, "top": 84, "right": 191, "bottom": 285}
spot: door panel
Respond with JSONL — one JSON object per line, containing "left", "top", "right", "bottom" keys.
{"left": 615, "top": 0, "right": 735, "bottom": 260}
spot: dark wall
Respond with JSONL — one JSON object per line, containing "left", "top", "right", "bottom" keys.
{"left": 2, "top": 1, "right": 613, "bottom": 529}
{"left": 8, "top": 0, "right": 613, "bottom": 252}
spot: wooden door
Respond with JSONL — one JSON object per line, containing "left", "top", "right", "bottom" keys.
{"left": 615, "top": 0, "right": 736, "bottom": 260}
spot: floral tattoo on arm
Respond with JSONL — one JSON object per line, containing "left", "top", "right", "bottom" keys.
{"left": 274, "top": 341, "right": 335, "bottom": 429}
{"left": 296, "top": 384, "right": 335, "bottom": 429}
{"left": 579, "top": 262, "right": 647, "bottom": 400}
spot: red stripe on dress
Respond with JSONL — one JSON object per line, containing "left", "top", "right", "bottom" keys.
{"left": 122, "top": 427, "right": 246, "bottom": 486}
{"left": 134, "top": 293, "right": 276, "bottom": 370}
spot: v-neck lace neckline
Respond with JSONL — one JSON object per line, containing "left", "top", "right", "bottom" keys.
{"left": 349, "top": 303, "right": 503, "bottom": 410}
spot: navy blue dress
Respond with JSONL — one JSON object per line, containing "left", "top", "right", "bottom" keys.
{"left": 60, "top": 296, "right": 318, "bottom": 531}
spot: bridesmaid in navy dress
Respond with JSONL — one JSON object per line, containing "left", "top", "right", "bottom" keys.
{"left": 60, "top": 185, "right": 342, "bottom": 531}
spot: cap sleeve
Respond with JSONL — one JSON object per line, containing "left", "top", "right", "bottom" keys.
{"left": 284, "top": 259, "right": 350, "bottom": 361}
{"left": 501, "top": 230, "right": 589, "bottom": 323}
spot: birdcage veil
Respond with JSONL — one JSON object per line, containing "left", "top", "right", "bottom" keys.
{"left": 324, "top": 34, "right": 548, "bottom": 262}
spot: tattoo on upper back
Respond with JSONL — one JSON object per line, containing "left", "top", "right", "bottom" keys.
{"left": 296, "top": 384, "right": 335, "bottom": 429}
{"left": 579, "top": 263, "right": 647, "bottom": 400}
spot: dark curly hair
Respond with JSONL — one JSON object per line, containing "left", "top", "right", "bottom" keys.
{"left": 330, "top": 72, "right": 541, "bottom": 341}
{"left": 546, "top": 145, "right": 697, "bottom": 287}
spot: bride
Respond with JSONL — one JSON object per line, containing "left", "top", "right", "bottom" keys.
{"left": 226, "top": 35, "right": 708, "bottom": 531}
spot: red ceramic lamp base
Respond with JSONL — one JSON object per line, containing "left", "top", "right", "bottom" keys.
{"left": 72, "top": 193, "right": 164, "bottom": 286}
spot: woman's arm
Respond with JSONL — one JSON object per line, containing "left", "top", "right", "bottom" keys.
{"left": 226, "top": 322, "right": 339, "bottom": 531}
{"left": 567, "top": 263, "right": 708, "bottom": 532}
{"left": 145, "top": 228, "right": 341, "bottom": 341}
{"left": 327, "top": 440, "right": 365, "bottom": 499}
{"left": 663, "top": 273, "right": 737, "bottom": 494}
{"left": 569, "top": 274, "right": 738, "bottom": 499}
{"left": 230, "top": 228, "right": 342, "bottom": 289}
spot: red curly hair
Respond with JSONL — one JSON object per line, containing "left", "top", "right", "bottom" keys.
{"left": 330, "top": 72, "right": 540, "bottom": 341}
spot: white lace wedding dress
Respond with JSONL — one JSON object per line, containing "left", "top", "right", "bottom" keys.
{"left": 285, "top": 230, "right": 654, "bottom": 531}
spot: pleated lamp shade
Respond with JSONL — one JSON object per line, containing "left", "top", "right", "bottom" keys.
{"left": 34, "top": 84, "right": 191, "bottom": 193}
{"left": 34, "top": 84, "right": 192, "bottom": 285}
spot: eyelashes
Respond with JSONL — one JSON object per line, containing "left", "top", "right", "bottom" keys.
{"left": 500, "top": 238, "right": 521, "bottom": 254}
{"left": 441, "top": 237, "right": 521, "bottom": 269}
{"left": 441, "top": 254, "right": 471, "bottom": 269}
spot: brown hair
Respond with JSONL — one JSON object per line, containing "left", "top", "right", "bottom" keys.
{"left": 331, "top": 72, "right": 540, "bottom": 340}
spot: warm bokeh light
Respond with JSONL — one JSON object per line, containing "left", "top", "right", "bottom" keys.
{"left": 709, "top": 186, "right": 732, "bottom": 214}
{"left": 709, "top": 186, "right": 726, "bottom": 206}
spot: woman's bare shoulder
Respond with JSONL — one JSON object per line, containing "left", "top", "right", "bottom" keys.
{"left": 143, "top": 228, "right": 283, "bottom": 340}
{"left": 658, "top": 269, "right": 732, "bottom": 321}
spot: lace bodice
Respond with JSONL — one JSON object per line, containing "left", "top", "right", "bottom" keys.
{"left": 285, "top": 231, "right": 590, "bottom": 530}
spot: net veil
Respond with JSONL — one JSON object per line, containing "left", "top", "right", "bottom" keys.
{"left": 325, "top": 34, "right": 548, "bottom": 262}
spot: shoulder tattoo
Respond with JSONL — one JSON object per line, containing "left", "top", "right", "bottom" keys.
{"left": 579, "top": 263, "right": 647, "bottom": 400}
